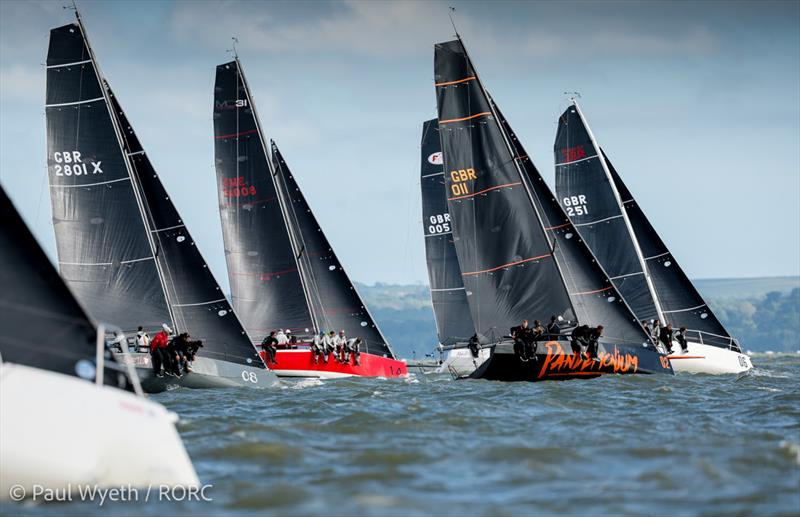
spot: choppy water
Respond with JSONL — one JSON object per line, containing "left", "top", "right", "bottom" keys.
{"left": 5, "top": 353, "right": 800, "bottom": 516}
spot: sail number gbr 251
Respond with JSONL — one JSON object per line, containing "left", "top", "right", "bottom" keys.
{"left": 51, "top": 151, "right": 102, "bottom": 177}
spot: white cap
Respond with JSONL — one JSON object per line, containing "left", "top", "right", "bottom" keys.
{"left": 162, "top": 323, "right": 173, "bottom": 334}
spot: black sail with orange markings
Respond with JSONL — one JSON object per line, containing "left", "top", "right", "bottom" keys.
{"left": 1, "top": 185, "right": 134, "bottom": 390}
{"left": 108, "top": 88, "right": 263, "bottom": 367}
{"left": 554, "top": 106, "right": 659, "bottom": 322}
{"left": 46, "top": 22, "right": 170, "bottom": 333}
{"left": 491, "top": 101, "right": 653, "bottom": 346}
{"left": 434, "top": 39, "right": 572, "bottom": 339}
{"left": 420, "top": 118, "right": 477, "bottom": 345}
{"left": 605, "top": 153, "right": 732, "bottom": 346}
{"left": 213, "top": 60, "right": 314, "bottom": 342}
{"left": 271, "top": 142, "right": 394, "bottom": 358}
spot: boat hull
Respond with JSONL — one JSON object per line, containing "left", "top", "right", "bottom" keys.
{"left": 438, "top": 347, "right": 491, "bottom": 377}
{"left": 0, "top": 363, "right": 198, "bottom": 501}
{"left": 470, "top": 340, "right": 673, "bottom": 381}
{"left": 667, "top": 340, "right": 753, "bottom": 374}
{"left": 263, "top": 349, "right": 407, "bottom": 378}
{"left": 114, "top": 352, "right": 279, "bottom": 393}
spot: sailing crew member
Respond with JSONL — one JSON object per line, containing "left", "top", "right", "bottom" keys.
{"left": 652, "top": 320, "right": 663, "bottom": 343}
{"left": 511, "top": 319, "right": 533, "bottom": 362}
{"left": 261, "top": 331, "right": 279, "bottom": 364}
{"left": 530, "top": 320, "right": 545, "bottom": 358}
{"left": 149, "top": 324, "right": 172, "bottom": 378}
{"left": 184, "top": 338, "right": 203, "bottom": 372}
{"left": 586, "top": 325, "right": 603, "bottom": 360}
{"left": 135, "top": 326, "right": 150, "bottom": 353}
{"left": 276, "top": 329, "right": 289, "bottom": 346}
{"left": 545, "top": 316, "right": 561, "bottom": 339}
{"left": 675, "top": 326, "right": 689, "bottom": 354}
{"left": 323, "top": 331, "right": 336, "bottom": 363}
{"left": 570, "top": 324, "right": 591, "bottom": 356}
{"left": 336, "top": 330, "right": 348, "bottom": 363}
{"left": 347, "top": 337, "right": 362, "bottom": 365}
{"left": 659, "top": 323, "right": 675, "bottom": 354}
{"left": 641, "top": 320, "right": 652, "bottom": 341}
{"left": 165, "top": 332, "right": 187, "bottom": 378}
{"left": 311, "top": 331, "right": 325, "bottom": 364}
{"left": 468, "top": 334, "right": 480, "bottom": 359}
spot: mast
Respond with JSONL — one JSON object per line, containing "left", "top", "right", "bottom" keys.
{"left": 234, "top": 57, "right": 320, "bottom": 333}
{"left": 571, "top": 99, "right": 665, "bottom": 323}
{"left": 72, "top": 9, "right": 177, "bottom": 330}
{"left": 456, "top": 36, "right": 578, "bottom": 320}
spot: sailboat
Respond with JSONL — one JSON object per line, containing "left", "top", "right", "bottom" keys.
{"left": 213, "top": 58, "right": 407, "bottom": 378}
{"left": 433, "top": 37, "right": 673, "bottom": 381}
{"left": 45, "top": 12, "right": 276, "bottom": 392}
{"left": 0, "top": 185, "right": 198, "bottom": 500}
{"left": 420, "top": 118, "right": 489, "bottom": 376}
{"left": 554, "top": 99, "right": 753, "bottom": 374}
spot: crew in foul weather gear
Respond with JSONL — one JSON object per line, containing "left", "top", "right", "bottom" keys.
{"left": 135, "top": 326, "right": 150, "bottom": 352}
{"left": 323, "top": 331, "right": 336, "bottom": 363}
{"left": 570, "top": 324, "right": 591, "bottom": 356}
{"left": 530, "top": 320, "right": 545, "bottom": 358}
{"left": 149, "top": 324, "right": 172, "bottom": 377}
{"left": 336, "top": 330, "right": 348, "bottom": 362}
{"left": 652, "top": 320, "right": 662, "bottom": 344}
{"left": 311, "top": 332, "right": 325, "bottom": 364}
{"left": 261, "top": 331, "right": 279, "bottom": 364}
{"left": 347, "top": 337, "right": 362, "bottom": 365}
{"left": 586, "top": 325, "right": 603, "bottom": 360}
{"left": 659, "top": 323, "right": 674, "bottom": 354}
{"left": 511, "top": 320, "right": 534, "bottom": 362}
{"left": 276, "top": 329, "right": 289, "bottom": 345}
{"left": 468, "top": 334, "right": 480, "bottom": 359}
{"left": 545, "top": 316, "right": 561, "bottom": 339}
{"left": 675, "top": 326, "right": 689, "bottom": 354}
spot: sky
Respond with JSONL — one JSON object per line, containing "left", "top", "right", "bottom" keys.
{"left": 1, "top": 0, "right": 798, "bottom": 291}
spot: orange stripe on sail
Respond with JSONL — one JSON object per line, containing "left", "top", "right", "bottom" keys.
{"left": 462, "top": 253, "right": 552, "bottom": 276}
{"left": 439, "top": 112, "right": 492, "bottom": 124}
{"left": 544, "top": 223, "right": 571, "bottom": 230}
{"left": 448, "top": 182, "right": 521, "bottom": 201}
{"left": 434, "top": 76, "right": 477, "bottom": 87}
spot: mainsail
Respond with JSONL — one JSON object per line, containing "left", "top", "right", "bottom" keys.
{"left": 420, "top": 119, "right": 476, "bottom": 345}
{"left": 0, "top": 185, "right": 132, "bottom": 390}
{"left": 46, "top": 17, "right": 262, "bottom": 367}
{"left": 434, "top": 38, "right": 650, "bottom": 346}
{"left": 46, "top": 22, "right": 170, "bottom": 333}
{"left": 214, "top": 59, "right": 395, "bottom": 358}
{"left": 555, "top": 102, "right": 733, "bottom": 347}
{"left": 213, "top": 60, "right": 314, "bottom": 340}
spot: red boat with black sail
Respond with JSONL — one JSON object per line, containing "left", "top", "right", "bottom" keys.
{"left": 212, "top": 58, "right": 406, "bottom": 379}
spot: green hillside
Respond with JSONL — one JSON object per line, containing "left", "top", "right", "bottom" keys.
{"left": 356, "top": 277, "right": 800, "bottom": 357}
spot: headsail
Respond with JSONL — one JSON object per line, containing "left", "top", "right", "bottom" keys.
{"left": 107, "top": 88, "right": 263, "bottom": 366}
{"left": 271, "top": 143, "right": 394, "bottom": 357}
{"left": 46, "top": 22, "right": 170, "bottom": 333}
{"left": 434, "top": 38, "right": 650, "bottom": 346}
{"left": 554, "top": 102, "right": 660, "bottom": 322}
{"left": 434, "top": 39, "right": 572, "bottom": 341}
{"left": 420, "top": 119, "right": 476, "bottom": 345}
{"left": 0, "top": 185, "right": 133, "bottom": 390}
{"left": 213, "top": 60, "right": 314, "bottom": 341}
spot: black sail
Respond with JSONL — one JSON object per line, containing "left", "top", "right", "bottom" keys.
{"left": 1, "top": 185, "right": 133, "bottom": 390}
{"left": 492, "top": 102, "right": 651, "bottom": 345}
{"left": 213, "top": 60, "right": 314, "bottom": 342}
{"left": 605, "top": 154, "right": 733, "bottom": 346}
{"left": 420, "top": 119, "right": 476, "bottom": 345}
{"left": 271, "top": 142, "right": 395, "bottom": 358}
{"left": 434, "top": 39, "right": 573, "bottom": 340}
{"left": 46, "top": 23, "right": 170, "bottom": 333}
{"left": 108, "top": 88, "right": 263, "bottom": 367}
{"left": 553, "top": 105, "right": 659, "bottom": 322}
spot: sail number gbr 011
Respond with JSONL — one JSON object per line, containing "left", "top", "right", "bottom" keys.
{"left": 449, "top": 168, "right": 477, "bottom": 197}
{"left": 222, "top": 176, "right": 257, "bottom": 198}
{"left": 51, "top": 151, "right": 103, "bottom": 177}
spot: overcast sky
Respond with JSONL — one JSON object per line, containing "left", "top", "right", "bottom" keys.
{"left": 1, "top": 0, "right": 798, "bottom": 290}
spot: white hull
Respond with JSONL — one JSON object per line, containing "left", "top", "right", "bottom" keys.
{"left": 667, "top": 340, "right": 753, "bottom": 374}
{"left": 0, "top": 363, "right": 198, "bottom": 501}
{"left": 437, "top": 347, "right": 491, "bottom": 377}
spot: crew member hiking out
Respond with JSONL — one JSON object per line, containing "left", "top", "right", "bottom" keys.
{"left": 149, "top": 324, "right": 172, "bottom": 378}
{"left": 261, "top": 331, "right": 279, "bottom": 364}
{"left": 570, "top": 324, "right": 591, "bottom": 357}
{"left": 511, "top": 319, "right": 533, "bottom": 362}
{"left": 545, "top": 316, "right": 561, "bottom": 339}
{"left": 586, "top": 325, "right": 603, "bottom": 360}
{"left": 324, "top": 331, "right": 336, "bottom": 363}
{"left": 659, "top": 323, "right": 675, "bottom": 354}
{"left": 311, "top": 331, "right": 325, "bottom": 364}
{"left": 675, "top": 326, "right": 689, "bottom": 354}
{"left": 347, "top": 337, "right": 362, "bottom": 366}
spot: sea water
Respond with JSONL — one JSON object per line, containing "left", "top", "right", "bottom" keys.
{"left": 4, "top": 353, "right": 798, "bottom": 516}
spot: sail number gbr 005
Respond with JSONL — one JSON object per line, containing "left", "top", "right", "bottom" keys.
{"left": 51, "top": 151, "right": 103, "bottom": 177}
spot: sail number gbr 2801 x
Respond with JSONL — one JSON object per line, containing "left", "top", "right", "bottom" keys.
{"left": 51, "top": 151, "right": 103, "bottom": 177}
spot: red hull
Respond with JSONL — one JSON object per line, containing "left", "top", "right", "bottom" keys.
{"left": 261, "top": 348, "right": 407, "bottom": 378}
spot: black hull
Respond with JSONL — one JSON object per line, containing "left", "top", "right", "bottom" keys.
{"left": 469, "top": 340, "right": 673, "bottom": 382}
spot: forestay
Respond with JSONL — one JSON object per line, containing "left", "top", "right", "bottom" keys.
{"left": 420, "top": 118, "right": 476, "bottom": 345}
